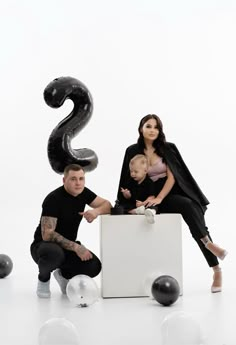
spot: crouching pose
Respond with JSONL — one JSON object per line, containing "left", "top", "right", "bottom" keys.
{"left": 30, "top": 164, "right": 111, "bottom": 298}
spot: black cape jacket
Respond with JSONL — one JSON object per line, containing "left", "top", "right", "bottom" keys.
{"left": 117, "top": 142, "right": 209, "bottom": 213}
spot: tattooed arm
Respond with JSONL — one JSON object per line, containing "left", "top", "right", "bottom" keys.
{"left": 41, "top": 216, "right": 92, "bottom": 261}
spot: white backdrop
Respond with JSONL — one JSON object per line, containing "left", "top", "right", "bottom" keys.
{"left": 0, "top": 0, "right": 235, "bottom": 287}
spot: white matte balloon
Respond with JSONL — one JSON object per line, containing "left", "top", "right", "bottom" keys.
{"left": 66, "top": 274, "right": 99, "bottom": 307}
{"left": 38, "top": 317, "right": 80, "bottom": 345}
{"left": 161, "top": 311, "right": 204, "bottom": 345}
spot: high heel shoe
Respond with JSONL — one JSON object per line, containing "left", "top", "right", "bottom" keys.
{"left": 205, "top": 242, "right": 228, "bottom": 261}
{"left": 211, "top": 268, "right": 222, "bottom": 293}
{"left": 218, "top": 249, "right": 228, "bottom": 261}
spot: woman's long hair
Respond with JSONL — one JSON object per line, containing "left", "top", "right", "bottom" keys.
{"left": 137, "top": 114, "right": 166, "bottom": 156}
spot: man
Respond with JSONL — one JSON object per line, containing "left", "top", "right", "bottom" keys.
{"left": 30, "top": 164, "right": 111, "bottom": 298}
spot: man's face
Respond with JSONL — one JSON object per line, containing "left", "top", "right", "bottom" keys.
{"left": 63, "top": 169, "right": 85, "bottom": 196}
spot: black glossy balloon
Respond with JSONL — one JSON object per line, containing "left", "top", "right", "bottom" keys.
{"left": 0, "top": 254, "right": 13, "bottom": 278}
{"left": 151, "top": 275, "right": 180, "bottom": 306}
{"left": 44, "top": 76, "right": 98, "bottom": 174}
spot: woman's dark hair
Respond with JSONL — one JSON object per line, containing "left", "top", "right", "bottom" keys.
{"left": 137, "top": 114, "right": 166, "bottom": 156}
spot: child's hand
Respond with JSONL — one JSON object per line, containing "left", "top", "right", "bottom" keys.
{"left": 136, "top": 200, "right": 143, "bottom": 207}
{"left": 120, "top": 187, "right": 131, "bottom": 199}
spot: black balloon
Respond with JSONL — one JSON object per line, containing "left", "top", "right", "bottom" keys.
{"left": 151, "top": 275, "right": 180, "bottom": 306}
{"left": 0, "top": 254, "right": 13, "bottom": 278}
{"left": 44, "top": 76, "right": 98, "bottom": 174}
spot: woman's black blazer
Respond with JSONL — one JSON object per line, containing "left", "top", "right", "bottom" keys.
{"left": 117, "top": 142, "right": 209, "bottom": 213}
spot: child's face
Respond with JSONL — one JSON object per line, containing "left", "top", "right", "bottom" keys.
{"left": 130, "top": 162, "right": 147, "bottom": 182}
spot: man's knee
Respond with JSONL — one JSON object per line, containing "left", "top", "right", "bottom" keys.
{"left": 89, "top": 258, "right": 102, "bottom": 278}
{"left": 38, "top": 242, "right": 65, "bottom": 264}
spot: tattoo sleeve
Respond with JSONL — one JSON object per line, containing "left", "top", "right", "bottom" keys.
{"left": 50, "top": 232, "right": 77, "bottom": 251}
{"left": 41, "top": 216, "right": 57, "bottom": 238}
{"left": 41, "top": 216, "right": 76, "bottom": 251}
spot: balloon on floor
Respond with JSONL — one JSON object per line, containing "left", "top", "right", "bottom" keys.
{"left": 151, "top": 275, "right": 180, "bottom": 306}
{"left": 38, "top": 317, "right": 80, "bottom": 345}
{"left": 143, "top": 270, "right": 163, "bottom": 298}
{"left": 0, "top": 254, "right": 13, "bottom": 278}
{"left": 66, "top": 274, "right": 99, "bottom": 307}
{"left": 44, "top": 76, "right": 98, "bottom": 174}
{"left": 161, "top": 311, "right": 204, "bottom": 345}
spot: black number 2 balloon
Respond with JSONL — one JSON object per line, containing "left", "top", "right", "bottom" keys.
{"left": 44, "top": 76, "right": 98, "bottom": 174}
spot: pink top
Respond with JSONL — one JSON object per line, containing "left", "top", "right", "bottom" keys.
{"left": 148, "top": 158, "right": 167, "bottom": 182}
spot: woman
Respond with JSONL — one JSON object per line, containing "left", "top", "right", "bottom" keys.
{"left": 117, "top": 114, "right": 227, "bottom": 293}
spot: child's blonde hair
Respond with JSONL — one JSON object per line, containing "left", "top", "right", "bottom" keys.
{"left": 129, "top": 154, "right": 148, "bottom": 169}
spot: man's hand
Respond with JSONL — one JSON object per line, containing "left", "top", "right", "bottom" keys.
{"left": 75, "top": 244, "right": 93, "bottom": 261}
{"left": 79, "top": 209, "right": 98, "bottom": 223}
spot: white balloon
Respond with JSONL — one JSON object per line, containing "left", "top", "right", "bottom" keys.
{"left": 161, "top": 311, "right": 204, "bottom": 345}
{"left": 66, "top": 274, "right": 99, "bottom": 307}
{"left": 38, "top": 317, "right": 80, "bottom": 345}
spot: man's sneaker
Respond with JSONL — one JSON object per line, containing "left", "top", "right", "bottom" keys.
{"left": 144, "top": 208, "right": 156, "bottom": 224}
{"left": 37, "top": 279, "right": 51, "bottom": 298}
{"left": 53, "top": 269, "right": 68, "bottom": 294}
{"left": 135, "top": 205, "right": 145, "bottom": 215}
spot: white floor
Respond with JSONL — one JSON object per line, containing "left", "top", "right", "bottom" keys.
{"left": 0, "top": 263, "right": 234, "bottom": 345}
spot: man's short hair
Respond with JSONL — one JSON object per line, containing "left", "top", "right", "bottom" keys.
{"left": 64, "top": 164, "right": 84, "bottom": 176}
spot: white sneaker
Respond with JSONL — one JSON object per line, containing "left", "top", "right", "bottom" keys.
{"left": 135, "top": 205, "right": 145, "bottom": 215}
{"left": 37, "top": 279, "right": 51, "bottom": 298}
{"left": 53, "top": 269, "right": 68, "bottom": 294}
{"left": 144, "top": 208, "right": 156, "bottom": 224}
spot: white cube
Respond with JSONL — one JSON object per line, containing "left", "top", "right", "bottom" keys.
{"left": 100, "top": 214, "right": 183, "bottom": 298}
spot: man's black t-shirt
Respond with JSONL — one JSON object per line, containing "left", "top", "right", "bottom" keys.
{"left": 33, "top": 186, "right": 97, "bottom": 244}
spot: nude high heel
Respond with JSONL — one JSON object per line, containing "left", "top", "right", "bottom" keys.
{"left": 211, "top": 267, "right": 222, "bottom": 293}
{"left": 205, "top": 242, "right": 228, "bottom": 261}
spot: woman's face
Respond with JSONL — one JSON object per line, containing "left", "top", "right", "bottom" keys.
{"left": 141, "top": 118, "right": 159, "bottom": 141}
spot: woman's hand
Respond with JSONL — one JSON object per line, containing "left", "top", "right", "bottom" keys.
{"left": 120, "top": 187, "right": 131, "bottom": 199}
{"left": 142, "top": 196, "right": 155, "bottom": 207}
{"left": 146, "top": 196, "right": 163, "bottom": 207}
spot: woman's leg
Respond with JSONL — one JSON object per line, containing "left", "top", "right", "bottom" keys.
{"left": 158, "top": 194, "right": 227, "bottom": 291}
{"left": 158, "top": 194, "right": 228, "bottom": 292}
{"left": 201, "top": 236, "right": 227, "bottom": 260}
{"left": 158, "top": 194, "right": 220, "bottom": 267}
{"left": 211, "top": 265, "right": 222, "bottom": 293}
